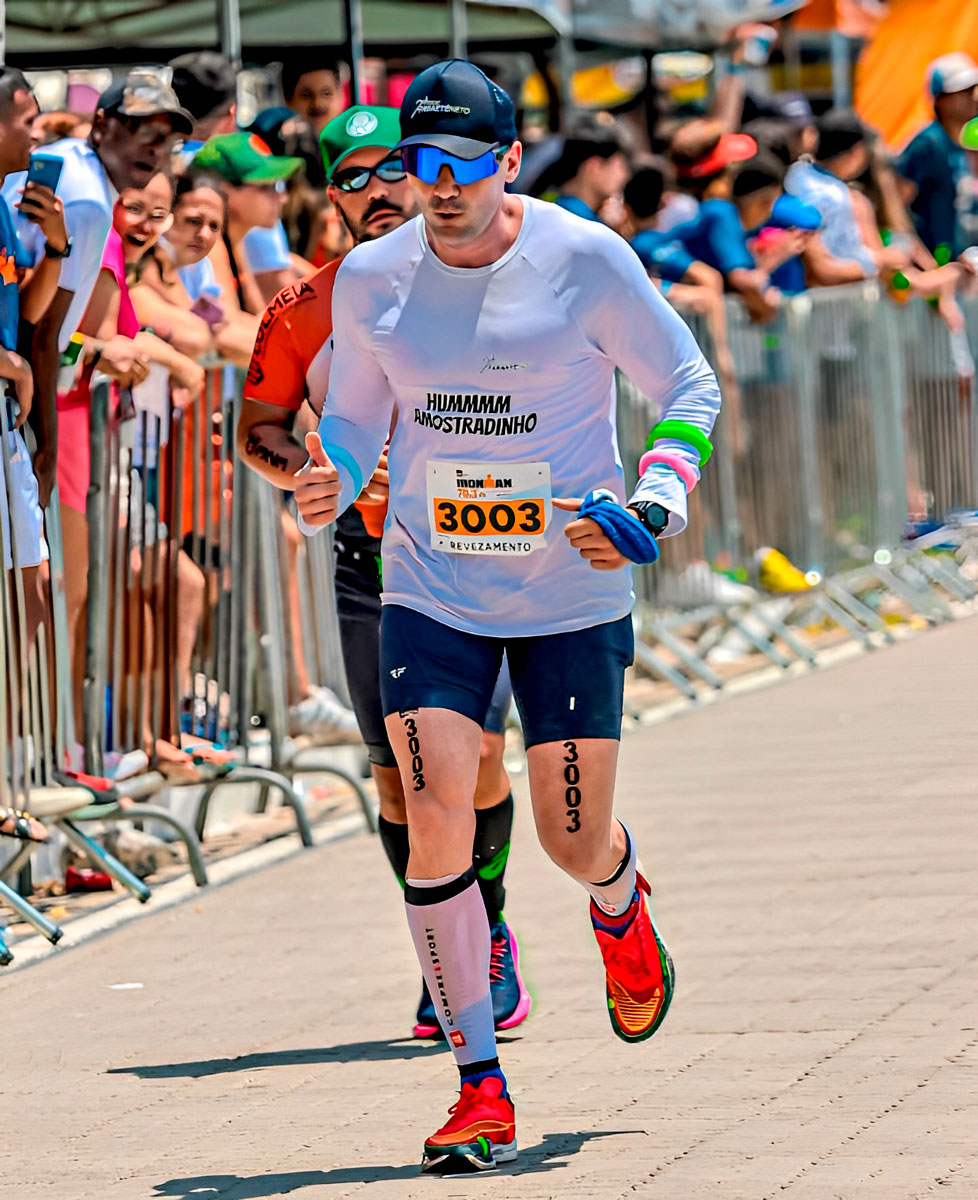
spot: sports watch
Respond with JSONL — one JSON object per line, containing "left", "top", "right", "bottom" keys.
{"left": 628, "top": 501, "right": 670, "bottom": 537}
{"left": 44, "top": 237, "right": 72, "bottom": 259}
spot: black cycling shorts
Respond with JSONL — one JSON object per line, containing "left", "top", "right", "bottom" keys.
{"left": 379, "top": 604, "right": 633, "bottom": 749}
{"left": 336, "top": 570, "right": 512, "bottom": 767}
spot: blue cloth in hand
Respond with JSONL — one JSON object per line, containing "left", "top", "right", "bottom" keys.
{"left": 577, "top": 489, "right": 659, "bottom": 565}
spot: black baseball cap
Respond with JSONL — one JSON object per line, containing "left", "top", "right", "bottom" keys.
{"left": 169, "top": 51, "right": 237, "bottom": 121}
{"left": 396, "top": 59, "right": 517, "bottom": 160}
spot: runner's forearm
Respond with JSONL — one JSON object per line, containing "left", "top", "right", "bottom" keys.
{"left": 318, "top": 273, "right": 397, "bottom": 510}
{"left": 236, "top": 416, "right": 308, "bottom": 487}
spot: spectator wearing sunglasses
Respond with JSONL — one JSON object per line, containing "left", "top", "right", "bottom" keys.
{"left": 238, "top": 105, "right": 415, "bottom": 486}
{"left": 192, "top": 131, "right": 303, "bottom": 315}
{"left": 238, "top": 105, "right": 419, "bottom": 749}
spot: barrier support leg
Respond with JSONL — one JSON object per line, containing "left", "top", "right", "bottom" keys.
{"left": 911, "top": 552, "right": 975, "bottom": 602}
{"left": 822, "top": 582, "right": 893, "bottom": 644}
{"left": 646, "top": 621, "right": 726, "bottom": 690}
{"left": 723, "top": 611, "right": 794, "bottom": 668}
{"left": 748, "top": 603, "right": 818, "bottom": 667}
{"left": 281, "top": 758, "right": 378, "bottom": 834}
{"left": 106, "top": 806, "right": 209, "bottom": 887}
{"left": 0, "top": 840, "right": 36, "bottom": 884}
{"left": 632, "top": 636, "right": 700, "bottom": 701}
{"left": 0, "top": 925, "right": 12, "bottom": 966}
{"left": 0, "top": 878, "right": 63, "bottom": 943}
{"left": 57, "top": 819, "right": 152, "bottom": 903}
{"left": 894, "top": 561, "right": 954, "bottom": 620}
{"left": 199, "top": 766, "right": 315, "bottom": 847}
{"left": 874, "top": 563, "right": 949, "bottom": 622}
{"left": 295, "top": 762, "right": 377, "bottom": 834}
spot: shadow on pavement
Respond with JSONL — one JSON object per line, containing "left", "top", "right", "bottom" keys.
{"left": 152, "top": 1132, "right": 636, "bottom": 1196}
{"left": 151, "top": 1169, "right": 417, "bottom": 1197}
{"left": 106, "top": 1039, "right": 448, "bottom": 1079}
{"left": 512, "top": 1128, "right": 638, "bottom": 1171}
{"left": 109, "top": 1034, "right": 524, "bottom": 1080}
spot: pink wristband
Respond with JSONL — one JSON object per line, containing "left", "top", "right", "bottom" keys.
{"left": 638, "top": 448, "right": 698, "bottom": 493}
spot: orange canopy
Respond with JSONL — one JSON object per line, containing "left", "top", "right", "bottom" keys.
{"left": 855, "top": 0, "right": 978, "bottom": 149}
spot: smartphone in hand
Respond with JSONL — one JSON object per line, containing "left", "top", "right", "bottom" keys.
{"left": 26, "top": 153, "right": 64, "bottom": 194}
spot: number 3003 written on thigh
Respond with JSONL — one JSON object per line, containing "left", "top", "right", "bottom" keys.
{"left": 400, "top": 711, "right": 426, "bottom": 791}
{"left": 563, "top": 741, "right": 581, "bottom": 833}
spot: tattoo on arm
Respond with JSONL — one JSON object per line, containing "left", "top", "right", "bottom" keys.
{"left": 563, "top": 741, "right": 581, "bottom": 833}
{"left": 244, "top": 428, "right": 289, "bottom": 472}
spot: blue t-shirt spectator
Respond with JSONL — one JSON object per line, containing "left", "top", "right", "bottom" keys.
{"left": 669, "top": 198, "right": 754, "bottom": 277}
{"left": 630, "top": 230, "right": 694, "bottom": 283}
{"left": 554, "top": 194, "right": 601, "bottom": 223}
{"left": 898, "top": 120, "right": 978, "bottom": 258}
{"left": 0, "top": 196, "right": 30, "bottom": 351}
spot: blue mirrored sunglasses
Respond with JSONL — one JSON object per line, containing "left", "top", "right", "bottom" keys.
{"left": 401, "top": 144, "right": 507, "bottom": 185}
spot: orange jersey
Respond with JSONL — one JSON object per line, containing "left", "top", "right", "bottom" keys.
{"left": 244, "top": 258, "right": 341, "bottom": 411}
{"left": 243, "top": 258, "right": 386, "bottom": 537}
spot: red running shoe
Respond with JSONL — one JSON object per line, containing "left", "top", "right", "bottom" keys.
{"left": 421, "top": 1075, "right": 517, "bottom": 1174}
{"left": 591, "top": 873, "right": 675, "bottom": 1043}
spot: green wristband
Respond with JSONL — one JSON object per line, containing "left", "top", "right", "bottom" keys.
{"left": 647, "top": 419, "right": 713, "bottom": 466}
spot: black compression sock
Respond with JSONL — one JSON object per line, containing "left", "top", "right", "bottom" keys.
{"left": 473, "top": 793, "right": 514, "bottom": 925}
{"left": 377, "top": 815, "right": 410, "bottom": 888}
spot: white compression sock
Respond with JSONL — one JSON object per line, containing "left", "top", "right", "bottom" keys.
{"left": 404, "top": 867, "right": 498, "bottom": 1066}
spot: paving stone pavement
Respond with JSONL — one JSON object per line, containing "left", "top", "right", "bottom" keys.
{"left": 4, "top": 617, "right": 977, "bottom": 1200}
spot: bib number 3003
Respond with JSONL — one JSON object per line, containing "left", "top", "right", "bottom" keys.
{"left": 427, "top": 460, "right": 551, "bottom": 556}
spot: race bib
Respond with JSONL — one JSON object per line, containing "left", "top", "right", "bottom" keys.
{"left": 426, "top": 460, "right": 551, "bottom": 555}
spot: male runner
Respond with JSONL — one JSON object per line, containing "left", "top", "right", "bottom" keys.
{"left": 295, "top": 61, "right": 720, "bottom": 1174}
{"left": 236, "top": 104, "right": 530, "bottom": 1038}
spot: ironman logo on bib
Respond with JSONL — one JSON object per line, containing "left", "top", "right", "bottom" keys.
{"left": 426, "top": 460, "right": 551, "bottom": 555}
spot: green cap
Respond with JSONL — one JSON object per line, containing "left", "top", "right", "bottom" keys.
{"left": 192, "top": 132, "right": 303, "bottom": 185}
{"left": 320, "top": 105, "right": 402, "bottom": 178}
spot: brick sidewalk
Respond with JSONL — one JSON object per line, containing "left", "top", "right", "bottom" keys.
{"left": 4, "top": 618, "right": 977, "bottom": 1200}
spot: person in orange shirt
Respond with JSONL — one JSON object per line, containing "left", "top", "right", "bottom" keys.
{"left": 237, "top": 105, "right": 530, "bottom": 1040}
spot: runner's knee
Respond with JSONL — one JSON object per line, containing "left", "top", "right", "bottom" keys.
{"left": 540, "top": 829, "right": 607, "bottom": 880}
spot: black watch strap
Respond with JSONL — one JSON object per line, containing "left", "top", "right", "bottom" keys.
{"left": 44, "top": 236, "right": 72, "bottom": 260}
{"left": 630, "top": 501, "right": 670, "bottom": 537}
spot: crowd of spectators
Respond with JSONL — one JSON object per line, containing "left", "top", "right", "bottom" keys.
{"left": 1, "top": 39, "right": 977, "bottom": 803}
{"left": 526, "top": 52, "right": 978, "bottom": 337}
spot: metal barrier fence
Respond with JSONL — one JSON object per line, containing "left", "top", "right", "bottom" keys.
{"left": 3, "top": 285, "right": 978, "bottom": 962}
{"left": 618, "top": 285, "right": 978, "bottom": 698}
{"left": 0, "top": 363, "right": 372, "bottom": 964}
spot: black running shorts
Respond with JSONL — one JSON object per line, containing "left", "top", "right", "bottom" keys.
{"left": 379, "top": 605, "right": 633, "bottom": 748}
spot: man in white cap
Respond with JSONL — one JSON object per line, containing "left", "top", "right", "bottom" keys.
{"left": 898, "top": 52, "right": 978, "bottom": 260}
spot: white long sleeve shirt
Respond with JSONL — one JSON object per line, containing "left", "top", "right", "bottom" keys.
{"left": 309, "top": 197, "right": 720, "bottom": 637}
